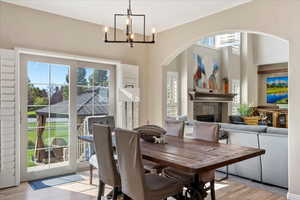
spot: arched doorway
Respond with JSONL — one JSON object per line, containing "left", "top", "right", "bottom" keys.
{"left": 161, "top": 31, "right": 289, "bottom": 192}
{"left": 145, "top": 0, "right": 300, "bottom": 197}
{"left": 162, "top": 31, "right": 289, "bottom": 120}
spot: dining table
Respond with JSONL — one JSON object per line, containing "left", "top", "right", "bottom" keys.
{"left": 78, "top": 134, "right": 265, "bottom": 200}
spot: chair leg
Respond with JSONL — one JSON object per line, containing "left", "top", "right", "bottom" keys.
{"left": 210, "top": 180, "right": 216, "bottom": 200}
{"left": 112, "top": 187, "right": 118, "bottom": 200}
{"left": 98, "top": 180, "right": 105, "bottom": 200}
{"left": 89, "top": 164, "right": 93, "bottom": 185}
{"left": 123, "top": 194, "right": 131, "bottom": 200}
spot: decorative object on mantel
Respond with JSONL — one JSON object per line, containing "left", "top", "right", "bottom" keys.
{"left": 188, "top": 89, "right": 236, "bottom": 102}
{"left": 223, "top": 77, "right": 229, "bottom": 94}
{"left": 134, "top": 125, "right": 167, "bottom": 144}
{"left": 103, "top": 0, "right": 156, "bottom": 48}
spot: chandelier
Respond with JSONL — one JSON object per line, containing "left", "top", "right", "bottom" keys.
{"left": 104, "top": 0, "right": 156, "bottom": 48}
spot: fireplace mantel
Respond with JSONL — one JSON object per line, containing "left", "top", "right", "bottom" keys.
{"left": 188, "top": 90, "right": 236, "bottom": 103}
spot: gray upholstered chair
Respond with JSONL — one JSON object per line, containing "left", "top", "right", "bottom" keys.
{"left": 115, "top": 128, "right": 184, "bottom": 200}
{"left": 143, "top": 120, "right": 185, "bottom": 174}
{"left": 88, "top": 115, "right": 115, "bottom": 184}
{"left": 92, "top": 124, "right": 121, "bottom": 200}
{"left": 135, "top": 125, "right": 168, "bottom": 174}
{"left": 165, "top": 119, "right": 185, "bottom": 137}
{"left": 163, "top": 121, "right": 219, "bottom": 200}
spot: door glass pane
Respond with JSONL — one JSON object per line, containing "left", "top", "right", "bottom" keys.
{"left": 27, "top": 106, "right": 49, "bottom": 128}
{"left": 26, "top": 61, "right": 70, "bottom": 171}
{"left": 77, "top": 68, "right": 93, "bottom": 86}
{"left": 28, "top": 85, "right": 49, "bottom": 106}
{"left": 50, "top": 64, "right": 69, "bottom": 85}
{"left": 27, "top": 61, "right": 49, "bottom": 84}
{"left": 76, "top": 67, "right": 112, "bottom": 162}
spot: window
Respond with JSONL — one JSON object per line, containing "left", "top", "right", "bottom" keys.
{"left": 197, "top": 32, "right": 241, "bottom": 55}
{"left": 215, "top": 33, "right": 241, "bottom": 55}
{"left": 166, "top": 72, "right": 179, "bottom": 117}
{"left": 231, "top": 79, "right": 241, "bottom": 115}
{"left": 198, "top": 36, "right": 215, "bottom": 48}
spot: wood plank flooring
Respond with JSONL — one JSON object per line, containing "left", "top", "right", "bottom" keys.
{"left": 0, "top": 170, "right": 287, "bottom": 200}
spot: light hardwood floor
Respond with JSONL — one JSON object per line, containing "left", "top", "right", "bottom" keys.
{"left": 0, "top": 171, "right": 287, "bottom": 200}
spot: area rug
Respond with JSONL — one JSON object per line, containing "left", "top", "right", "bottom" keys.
{"left": 29, "top": 174, "right": 84, "bottom": 190}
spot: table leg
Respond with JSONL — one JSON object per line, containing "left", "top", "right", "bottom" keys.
{"left": 186, "top": 174, "right": 207, "bottom": 200}
{"left": 216, "top": 165, "right": 229, "bottom": 182}
{"left": 216, "top": 137, "right": 229, "bottom": 182}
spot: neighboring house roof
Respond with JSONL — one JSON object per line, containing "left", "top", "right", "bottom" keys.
{"left": 36, "top": 88, "right": 109, "bottom": 116}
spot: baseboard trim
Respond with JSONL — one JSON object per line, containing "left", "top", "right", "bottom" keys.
{"left": 287, "top": 193, "right": 300, "bottom": 200}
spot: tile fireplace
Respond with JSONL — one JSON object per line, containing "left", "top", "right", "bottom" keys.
{"left": 188, "top": 90, "right": 236, "bottom": 123}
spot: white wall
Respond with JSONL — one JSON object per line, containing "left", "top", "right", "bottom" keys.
{"left": 253, "top": 34, "right": 289, "bottom": 65}
{"left": 241, "top": 33, "right": 258, "bottom": 106}
{"left": 221, "top": 47, "right": 241, "bottom": 87}
{"left": 221, "top": 46, "right": 241, "bottom": 115}
{"left": 179, "top": 51, "right": 189, "bottom": 117}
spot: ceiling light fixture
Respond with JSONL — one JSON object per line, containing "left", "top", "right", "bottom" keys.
{"left": 104, "top": 0, "right": 156, "bottom": 48}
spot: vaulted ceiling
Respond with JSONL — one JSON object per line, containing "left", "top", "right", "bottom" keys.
{"left": 2, "top": 0, "right": 252, "bottom": 34}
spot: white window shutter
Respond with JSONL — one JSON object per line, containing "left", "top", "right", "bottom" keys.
{"left": 116, "top": 64, "right": 139, "bottom": 129}
{"left": 0, "top": 49, "right": 17, "bottom": 188}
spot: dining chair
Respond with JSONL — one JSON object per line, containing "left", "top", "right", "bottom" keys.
{"left": 88, "top": 115, "right": 115, "bottom": 184}
{"left": 163, "top": 121, "right": 219, "bottom": 200}
{"left": 165, "top": 119, "right": 185, "bottom": 137}
{"left": 143, "top": 120, "right": 185, "bottom": 173}
{"left": 115, "top": 128, "right": 184, "bottom": 200}
{"left": 135, "top": 124, "right": 168, "bottom": 174}
{"left": 92, "top": 124, "right": 121, "bottom": 200}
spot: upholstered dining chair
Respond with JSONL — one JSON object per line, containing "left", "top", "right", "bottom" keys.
{"left": 163, "top": 121, "right": 219, "bottom": 200}
{"left": 143, "top": 118, "right": 184, "bottom": 174}
{"left": 143, "top": 120, "right": 185, "bottom": 174}
{"left": 165, "top": 119, "right": 185, "bottom": 137}
{"left": 92, "top": 124, "right": 121, "bottom": 200}
{"left": 115, "top": 128, "right": 184, "bottom": 200}
{"left": 88, "top": 115, "right": 115, "bottom": 184}
{"left": 135, "top": 124, "right": 168, "bottom": 174}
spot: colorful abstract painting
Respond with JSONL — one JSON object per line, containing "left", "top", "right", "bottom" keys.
{"left": 193, "top": 54, "right": 220, "bottom": 90}
{"left": 266, "top": 76, "right": 288, "bottom": 104}
{"left": 193, "top": 55, "right": 207, "bottom": 88}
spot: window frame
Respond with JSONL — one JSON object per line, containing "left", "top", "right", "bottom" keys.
{"left": 166, "top": 71, "right": 179, "bottom": 118}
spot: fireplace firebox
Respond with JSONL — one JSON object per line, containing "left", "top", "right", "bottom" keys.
{"left": 196, "top": 115, "right": 215, "bottom": 122}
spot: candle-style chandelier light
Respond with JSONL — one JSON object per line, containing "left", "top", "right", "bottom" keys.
{"left": 104, "top": 0, "right": 156, "bottom": 48}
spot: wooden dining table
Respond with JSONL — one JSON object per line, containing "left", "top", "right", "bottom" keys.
{"left": 78, "top": 134, "right": 265, "bottom": 200}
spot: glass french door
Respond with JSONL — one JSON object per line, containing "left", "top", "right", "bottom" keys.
{"left": 75, "top": 61, "right": 115, "bottom": 163}
{"left": 20, "top": 55, "right": 115, "bottom": 181}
